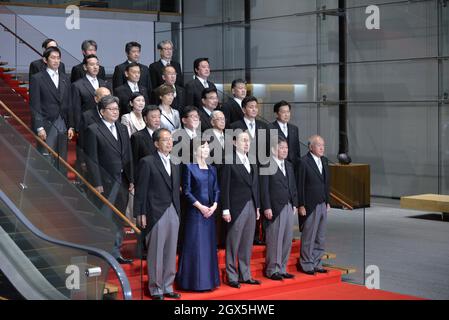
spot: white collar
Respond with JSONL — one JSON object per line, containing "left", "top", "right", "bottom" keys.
{"left": 46, "top": 68, "right": 58, "bottom": 76}
{"left": 202, "top": 107, "right": 212, "bottom": 117}
{"left": 86, "top": 74, "right": 97, "bottom": 82}
{"left": 244, "top": 117, "right": 256, "bottom": 128}
{"left": 277, "top": 120, "right": 288, "bottom": 128}
{"left": 233, "top": 97, "right": 243, "bottom": 107}
{"left": 102, "top": 119, "right": 115, "bottom": 127}
{"left": 158, "top": 151, "right": 171, "bottom": 162}
{"left": 236, "top": 150, "right": 248, "bottom": 163}
{"left": 161, "top": 59, "right": 170, "bottom": 66}
{"left": 311, "top": 153, "right": 321, "bottom": 163}
{"left": 127, "top": 81, "right": 138, "bottom": 89}
{"left": 146, "top": 127, "right": 156, "bottom": 137}
{"left": 196, "top": 75, "right": 208, "bottom": 84}
{"left": 273, "top": 156, "right": 285, "bottom": 169}
{"left": 185, "top": 127, "right": 197, "bottom": 139}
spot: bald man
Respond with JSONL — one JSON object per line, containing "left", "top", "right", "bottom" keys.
{"left": 297, "top": 135, "right": 330, "bottom": 275}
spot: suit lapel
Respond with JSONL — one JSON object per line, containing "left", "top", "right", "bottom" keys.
{"left": 82, "top": 77, "right": 96, "bottom": 98}
{"left": 276, "top": 164, "right": 289, "bottom": 188}
{"left": 235, "top": 154, "right": 252, "bottom": 186}
{"left": 155, "top": 155, "right": 172, "bottom": 190}
{"left": 98, "top": 121, "right": 121, "bottom": 155}
{"left": 42, "top": 71, "right": 61, "bottom": 102}
{"left": 307, "top": 153, "right": 324, "bottom": 181}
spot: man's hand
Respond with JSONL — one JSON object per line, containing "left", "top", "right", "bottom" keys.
{"left": 95, "top": 186, "right": 104, "bottom": 194}
{"left": 67, "top": 128, "right": 75, "bottom": 140}
{"left": 222, "top": 214, "right": 231, "bottom": 223}
{"left": 327, "top": 203, "right": 331, "bottom": 212}
{"left": 256, "top": 208, "right": 260, "bottom": 221}
{"left": 299, "top": 206, "right": 306, "bottom": 217}
{"left": 137, "top": 215, "right": 147, "bottom": 229}
{"left": 264, "top": 209, "right": 273, "bottom": 220}
{"left": 293, "top": 207, "right": 298, "bottom": 215}
{"left": 37, "top": 129, "right": 47, "bottom": 141}
{"left": 128, "top": 183, "right": 134, "bottom": 194}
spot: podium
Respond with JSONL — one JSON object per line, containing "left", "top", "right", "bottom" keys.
{"left": 329, "top": 163, "right": 370, "bottom": 208}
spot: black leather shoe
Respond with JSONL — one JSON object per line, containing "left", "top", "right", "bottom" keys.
{"left": 116, "top": 256, "right": 133, "bottom": 264}
{"left": 151, "top": 295, "right": 164, "bottom": 300}
{"left": 240, "top": 279, "right": 261, "bottom": 285}
{"left": 164, "top": 292, "right": 181, "bottom": 299}
{"left": 267, "top": 273, "right": 283, "bottom": 281}
{"left": 227, "top": 281, "right": 240, "bottom": 288}
{"left": 315, "top": 268, "right": 329, "bottom": 274}
{"left": 281, "top": 273, "right": 295, "bottom": 279}
{"left": 253, "top": 240, "right": 266, "bottom": 245}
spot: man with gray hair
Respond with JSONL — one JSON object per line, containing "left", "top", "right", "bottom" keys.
{"left": 149, "top": 40, "right": 183, "bottom": 90}
{"left": 71, "top": 40, "right": 106, "bottom": 83}
{"left": 85, "top": 95, "right": 134, "bottom": 264}
{"left": 297, "top": 135, "right": 330, "bottom": 275}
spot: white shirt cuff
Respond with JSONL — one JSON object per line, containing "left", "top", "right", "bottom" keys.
{"left": 37, "top": 127, "right": 44, "bottom": 133}
{"left": 222, "top": 210, "right": 230, "bottom": 216}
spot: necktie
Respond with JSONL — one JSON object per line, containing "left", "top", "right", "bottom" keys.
{"left": 134, "top": 84, "right": 139, "bottom": 92}
{"left": 163, "top": 157, "right": 171, "bottom": 176}
{"left": 219, "top": 134, "right": 225, "bottom": 148}
{"left": 249, "top": 121, "right": 255, "bottom": 138}
{"left": 284, "top": 123, "right": 288, "bottom": 137}
{"left": 110, "top": 124, "right": 118, "bottom": 140}
{"left": 242, "top": 156, "right": 251, "bottom": 174}
{"left": 52, "top": 72, "right": 59, "bottom": 89}
{"left": 280, "top": 161, "right": 286, "bottom": 176}
{"left": 317, "top": 158, "right": 323, "bottom": 174}
{"left": 203, "top": 80, "right": 209, "bottom": 88}
{"left": 91, "top": 78, "right": 98, "bottom": 90}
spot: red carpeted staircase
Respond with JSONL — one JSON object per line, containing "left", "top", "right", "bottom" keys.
{"left": 108, "top": 233, "right": 423, "bottom": 300}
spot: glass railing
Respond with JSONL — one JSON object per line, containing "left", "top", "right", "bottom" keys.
{"left": 0, "top": 188, "right": 132, "bottom": 300}
{"left": 0, "top": 107, "right": 143, "bottom": 299}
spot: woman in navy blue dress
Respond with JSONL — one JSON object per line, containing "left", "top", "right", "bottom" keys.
{"left": 176, "top": 141, "right": 220, "bottom": 291}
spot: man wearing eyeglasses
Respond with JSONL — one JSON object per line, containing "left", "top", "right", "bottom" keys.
{"left": 149, "top": 40, "right": 183, "bottom": 90}
{"left": 85, "top": 95, "right": 134, "bottom": 265}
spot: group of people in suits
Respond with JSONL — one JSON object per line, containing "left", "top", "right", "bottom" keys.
{"left": 27, "top": 37, "right": 331, "bottom": 300}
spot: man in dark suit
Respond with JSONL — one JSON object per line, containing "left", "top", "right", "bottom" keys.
{"left": 221, "top": 131, "right": 261, "bottom": 288}
{"left": 70, "top": 40, "right": 106, "bottom": 83}
{"left": 29, "top": 38, "right": 66, "bottom": 82}
{"left": 172, "top": 105, "right": 201, "bottom": 164}
{"left": 71, "top": 54, "right": 109, "bottom": 130}
{"left": 150, "top": 65, "right": 185, "bottom": 112}
{"left": 114, "top": 62, "right": 150, "bottom": 116}
{"left": 112, "top": 41, "right": 151, "bottom": 92}
{"left": 29, "top": 46, "right": 74, "bottom": 167}
{"left": 230, "top": 96, "right": 271, "bottom": 167}
{"left": 271, "top": 100, "right": 301, "bottom": 172}
{"left": 185, "top": 57, "right": 216, "bottom": 109}
{"left": 85, "top": 95, "right": 134, "bottom": 265}
{"left": 130, "top": 105, "right": 161, "bottom": 172}
{"left": 221, "top": 79, "right": 247, "bottom": 126}
{"left": 260, "top": 136, "right": 298, "bottom": 281}
{"left": 297, "top": 135, "right": 330, "bottom": 275}
{"left": 134, "top": 128, "right": 181, "bottom": 300}
{"left": 149, "top": 40, "right": 183, "bottom": 90}
{"left": 198, "top": 87, "right": 219, "bottom": 132}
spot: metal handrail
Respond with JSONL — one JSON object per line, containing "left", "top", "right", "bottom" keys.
{"left": 0, "top": 21, "right": 41, "bottom": 57}
{"left": 0, "top": 100, "right": 141, "bottom": 234}
{"left": 0, "top": 188, "right": 133, "bottom": 300}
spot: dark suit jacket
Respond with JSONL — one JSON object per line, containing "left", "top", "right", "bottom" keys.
{"left": 114, "top": 83, "right": 150, "bottom": 116}
{"left": 271, "top": 121, "right": 301, "bottom": 168}
{"left": 112, "top": 61, "right": 151, "bottom": 92}
{"left": 130, "top": 128, "right": 157, "bottom": 173}
{"left": 150, "top": 84, "right": 186, "bottom": 112}
{"left": 220, "top": 153, "right": 260, "bottom": 225}
{"left": 260, "top": 160, "right": 298, "bottom": 221}
{"left": 185, "top": 78, "right": 216, "bottom": 109}
{"left": 198, "top": 107, "right": 213, "bottom": 132}
{"left": 133, "top": 154, "right": 181, "bottom": 232}
{"left": 230, "top": 119, "right": 271, "bottom": 166}
{"left": 29, "top": 70, "right": 73, "bottom": 132}
{"left": 77, "top": 108, "right": 102, "bottom": 157}
{"left": 85, "top": 120, "right": 133, "bottom": 190}
{"left": 71, "top": 77, "right": 109, "bottom": 130}
{"left": 148, "top": 60, "right": 183, "bottom": 90}
{"left": 70, "top": 63, "right": 106, "bottom": 83}
{"left": 29, "top": 59, "right": 66, "bottom": 82}
{"left": 297, "top": 152, "right": 330, "bottom": 222}
{"left": 221, "top": 98, "right": 244, "bottom": 126}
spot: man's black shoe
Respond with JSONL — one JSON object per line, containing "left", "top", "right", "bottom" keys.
{"left": 281, "top": 273, "right": 295, "bottom": 279}
{"left": 151, "top": 295, "right": 164, "bottom": 300}
{"left": 227, "top": 281, "right": 240, "bottom": 288}
{"left": 240, "top": 279, "right": 261, "bottom": 285}
{"left": 315, "top": 268, "right": 329, "bottom": 274}
{"left": 164, "top": 292, "right": 181, "bottom": 299}
{"left": 253, "top": 240, "right": 265, "bottom": 245}
{"left": 267, "top": 273, "right": 283, "bottom": 281}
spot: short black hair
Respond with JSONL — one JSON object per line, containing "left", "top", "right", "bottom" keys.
{"left": 82, "top": 54, "right": 98, "bottom": 65}
{"left": 193, "top": 57, "right": 209, "bottom": 75}
{"left": 273, "top": 100, "right": 291, "bottom": 113}
{"left": 125, "top": 62, "right": 140, "bottom": 72}
{"left": 231, "top": 79, "right": 247, "bottom": 89}
{"left": 278, "top": 135, "right": 288, "bottom": 145}
{"left": 142, "top": 105, "right": 161, "bottom": 118}
{"left": 201, "top": 87, "right": 218, "bottom": 100}
{"left": 242, "top": 96, "right": 258, "bottom": 109}
{"left": 162, "top": 65, "right": 177, "bottom": 75}
{"left": 42, "top": 38, "right": 56, "bottom": 49}
{"left": 125, "top": 41, "right": 141, "bottom": 54}
{"left": 153, "top": 128, "right": 171, "bottom": 142}
{"left": 128, "top": 91, "right": 145, "bottom": 104}
{"left": 181, "top": 105, "right": 199, "bottom": 119}
{"left": 98, "top": 95, "right": 119, "bottom": 110}
{"left": 81, "top": 40, "right": 98, "bottom": 52}
{"left": 43, "top": 47, "right": 61, "bottom": 60}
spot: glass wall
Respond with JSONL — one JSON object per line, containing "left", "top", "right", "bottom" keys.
{"left": 180, "top": 0, "right": 448, "bottom": 199}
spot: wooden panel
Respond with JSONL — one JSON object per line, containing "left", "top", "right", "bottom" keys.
{"left": 329, "top": 164, "right": 370, "bottom": 208}
{"left": 400, "top": 194, "right": 449, "bottom": 213}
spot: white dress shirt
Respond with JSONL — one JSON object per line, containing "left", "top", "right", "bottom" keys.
{"left": 158, "top": 151, "right": 171, "bottom": 176}
{"left": 277, "top": 120, "right": 288, "bottom": 138}
{"left": 185, "top": 127, "right": 197, "bottom": 139}
{"left": 196, "top": 76, "right": 209, "bottom": 88}
{"left": 311, "top": 153, "right": 323, "bottom": 174}
{"left": 86, "top": 74, "right": 99, "bottom": 90}
{"left": 127, "top": 81, "right": 139, "bottom": 92}
{"left": 47, "top": 68, "right": 59, "bottom": 88}
{"left": 103, "top": 119, "right": 118, "bottom": 140}
{"left": 213, "top": 129, "right": 225, "bottom": 148}
{"left": 243, "top": 117, "right": 256, "bottom": 138}
{"left": 273, "top": 156, "right": 286, "bottom": 176}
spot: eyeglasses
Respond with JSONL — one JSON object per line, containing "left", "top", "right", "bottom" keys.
{"left": 104, "top": 107, "right": 120, "bottom": 112}
{"left": 161, "top": 47, "right": 173, "bottom": 51}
